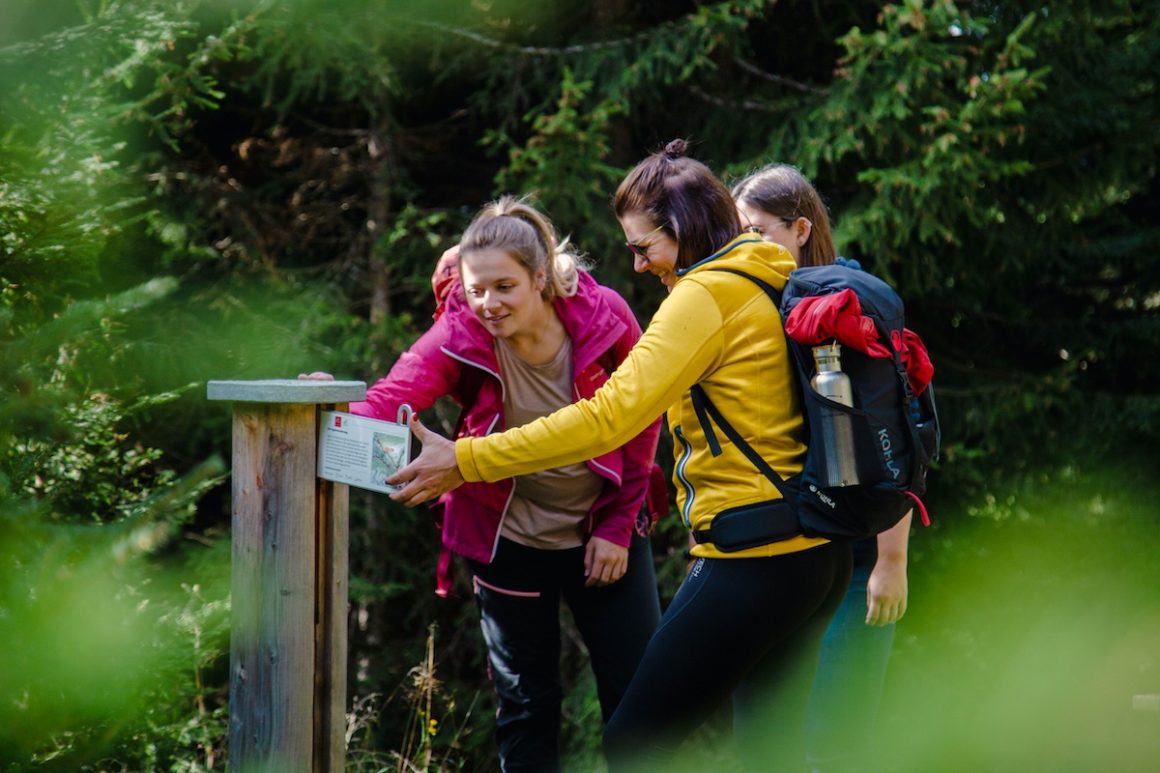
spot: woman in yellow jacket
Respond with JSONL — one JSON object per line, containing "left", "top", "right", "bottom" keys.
{"left": 391, "top": 139, "right": 853, "bottom": 769}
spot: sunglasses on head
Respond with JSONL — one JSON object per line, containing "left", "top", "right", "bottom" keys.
{"left": 626, "top": 223, "right": 667, "bottom": 261}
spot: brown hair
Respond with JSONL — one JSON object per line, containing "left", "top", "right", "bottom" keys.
{"left": 731, "top": 163, "right": 837, "bottom": 268}
{"left": 612, "top": 139, "right": 741, "bottom": 271}
{"left": 459, "top": 195, "right": 586, "bottom": 298}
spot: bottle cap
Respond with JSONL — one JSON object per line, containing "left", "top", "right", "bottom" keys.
{"left": 812, "top": 342, "right": 842, "bottom": 369}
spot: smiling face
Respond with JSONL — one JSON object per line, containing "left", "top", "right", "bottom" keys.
{"left": 458, "top": 247, "right": 548, "bottom": 339}
{"left": 620, "top": 211, "right": 680, "bottom": 290}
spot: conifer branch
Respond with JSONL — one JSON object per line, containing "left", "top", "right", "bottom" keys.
{"left": 731, "top": 56, "right": 828, "bottom": 94}
{"left": 689, "top": 85, "right": 780, "bottom": 113}
{"left": 393, "top": 17, "right": 644, "bottom": 56}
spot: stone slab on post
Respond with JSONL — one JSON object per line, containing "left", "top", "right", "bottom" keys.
{"left": 208, "top": 379, "right": 366, "bottom": 773}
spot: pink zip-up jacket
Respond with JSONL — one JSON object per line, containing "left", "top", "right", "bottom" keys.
{"left": 352, "top": 269, "right": 662, "bottom": 573}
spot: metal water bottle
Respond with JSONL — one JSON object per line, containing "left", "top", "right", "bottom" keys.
{"left": 811, "top": 343, "right": 860, "bottom": 487}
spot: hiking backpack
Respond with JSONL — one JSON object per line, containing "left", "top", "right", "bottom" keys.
{"left": 690, "top": 260, "right": 940, "bottom": 547}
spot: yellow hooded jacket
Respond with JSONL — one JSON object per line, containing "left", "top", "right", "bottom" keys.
{"left": 455, "top": 235, "right": 829, "bottom": 559}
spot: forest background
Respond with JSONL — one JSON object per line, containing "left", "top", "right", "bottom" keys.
{"left": 2, "top": 0, "right": 1158, "bottom": 770}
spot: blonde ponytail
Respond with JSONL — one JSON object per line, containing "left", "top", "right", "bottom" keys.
{"left": 460, "top": 195, "right": 588, "bottom": 299}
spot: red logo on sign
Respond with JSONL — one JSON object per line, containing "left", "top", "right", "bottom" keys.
{"left": 334, "top": 416, "right": 343, "bottom": 427}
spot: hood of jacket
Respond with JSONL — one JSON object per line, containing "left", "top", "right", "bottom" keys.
{"left": 437, "top": 268, "right": 629, "bottom": 376}
{"left": 675, "top": 234, "right": 798, "bottom": 293}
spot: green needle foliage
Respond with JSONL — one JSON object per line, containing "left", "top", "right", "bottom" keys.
{"left": 1, "top": 0, "right": 1157, "bottom": 769}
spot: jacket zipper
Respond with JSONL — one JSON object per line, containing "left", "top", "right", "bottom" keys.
{"left": 673, "top": 425, "right": 696, "bottom": 528}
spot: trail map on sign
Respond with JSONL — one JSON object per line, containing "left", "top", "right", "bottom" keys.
{"left": 317, "top": 408, "right": 412, "bottom": 493}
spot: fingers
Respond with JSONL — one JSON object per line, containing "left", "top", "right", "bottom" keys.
{"left": 409, "top": 415, "right": 433, "bottom": 442}
{"left": 386, "top": 462, "right": 427, "bottom": 506}
{"left": 585, "top": 559, "right": 621, "bottom": 587}
{"left": 865, "top": 596, "right": 907, "bottom": 626}
{"left": 866, "top": 600, "right": 889, "bottom": 626}
{"left": 583, "top": 542, "right": 628, "bottom": 587}
{"left": 389, "top": 478, "right": 433, "bottom": 507}
{"left": 887, "top": 597, "right": 907, "bottom": 625}
{"left": 585, "top": 556, "right": 610, "bottom": 586}
{"left": 866, "top": 587, "right": 884, "bottom": 626}
{"left": 387, "top": 458, "right": 438, "bottom": 505}
{"left": 866, "top": 587, "right": 886, "bottom": 626}
{"left": 865, "top": 560, "right": 908, "bottom": 626}
{"left": 298, "top": 371, "right": 335, "bottom": 381}
{"left": 386, "top": 428, "right": 464, "bottom": 507}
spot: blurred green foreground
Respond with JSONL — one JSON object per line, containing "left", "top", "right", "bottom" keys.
{"left": 2, "top": 0, "right": 1158, "bottom": 770}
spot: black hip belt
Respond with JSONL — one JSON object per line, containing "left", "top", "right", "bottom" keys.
{"left": 691, "top": 498, "right": 802, "bottom": 553}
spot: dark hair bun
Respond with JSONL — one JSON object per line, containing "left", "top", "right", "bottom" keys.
{"left": 662, "top": 138, "right": 688, "bottom": 160}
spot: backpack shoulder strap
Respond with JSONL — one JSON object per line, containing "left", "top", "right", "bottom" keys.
{"left": 708, "top": 267, "right": 783, "bottom": 310}
{"left": 689, "top": 382, "right": 793, "bottom": 501}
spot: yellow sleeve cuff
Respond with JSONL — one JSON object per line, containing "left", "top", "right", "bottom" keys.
{"left": 455, "top": 437, "right": 484, "bottom": 482}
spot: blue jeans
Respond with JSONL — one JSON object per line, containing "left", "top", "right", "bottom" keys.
{"left": 468, "top": 532, "right": 660, "bottom": 773}
{"left": 604, "top": 541, "right": 852, "bottom": 771}
{"left": 803, "top": 538, "right": 896, "bottom": 772}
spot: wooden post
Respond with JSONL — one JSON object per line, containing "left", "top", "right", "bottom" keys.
{"left": 207, "top": 379, "right": 366, "bottom": 773}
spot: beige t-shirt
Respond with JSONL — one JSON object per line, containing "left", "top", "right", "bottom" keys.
{"left": 494, "top": 336, "right": 604, "bottom": 549}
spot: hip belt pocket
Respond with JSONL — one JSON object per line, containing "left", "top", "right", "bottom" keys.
{"left": 692, "top": 499, "right": 801, "bottom": 552}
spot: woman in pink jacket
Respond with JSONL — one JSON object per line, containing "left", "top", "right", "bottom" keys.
{"left": 313, "top": 196, "right": 662, "bottom": 772}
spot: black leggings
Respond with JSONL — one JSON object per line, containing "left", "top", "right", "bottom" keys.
{"left": 603, "top": 540, "right": 852, "bottom": 771}
{"left": 467, "top": 534, "right": 661, "bottom": 772}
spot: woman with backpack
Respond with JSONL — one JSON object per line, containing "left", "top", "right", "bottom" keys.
{"left": 390, "top": 140, "right": 853, "bottom": 770}
{"left": 733, "top": 163, "right": 913, "bottom": 772}
{"left": 304, "top": 195, "right": 663, "bottom": 773}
